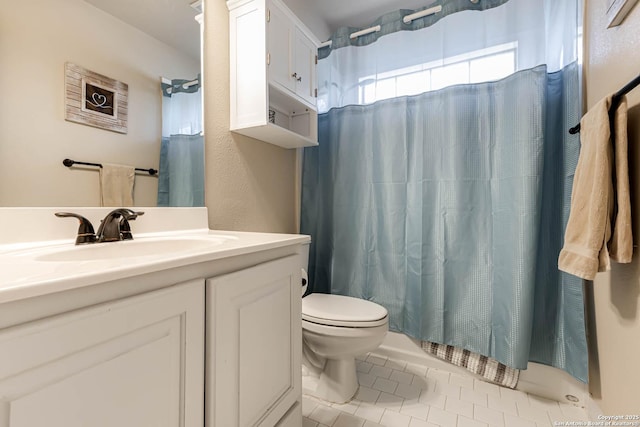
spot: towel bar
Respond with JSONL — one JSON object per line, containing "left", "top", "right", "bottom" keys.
{"left": 63, "top": 158, "right": 157, "bottom": 176}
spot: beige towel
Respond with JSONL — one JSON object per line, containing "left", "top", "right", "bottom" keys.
{"left": 100, "top": 163, "right": 135, "bottom": 207}
{"left": 558, "top": 95, "right": 632, "bottom": 280}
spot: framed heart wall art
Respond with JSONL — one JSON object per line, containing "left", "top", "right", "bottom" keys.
{"left": 64, "top": 62, "right": 128, "bottom": 134}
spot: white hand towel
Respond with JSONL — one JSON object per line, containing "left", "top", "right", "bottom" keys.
{"left": 100, "top": 163, "right": 135, "bottom": 207}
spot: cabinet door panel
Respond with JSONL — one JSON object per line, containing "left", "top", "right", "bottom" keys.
{"left": 239, "top": 282, "right": 292, "bottom": 421}
{"left": 0, "top": 280, "right": 204, "bottom": 427}
{"left": 207, "top": 255, "right": 301, "bottom": 427}
{"left": 267, "top": 0, "right": 294, "bottom": 92}
{"left": 230, "top": 0, "right": 267, "bottom": 129}
{"left": 294, "top": 28, "right": 317, "bottom": 105}
{"left": 5, "top": 320, "right": 179, "bottom": 427}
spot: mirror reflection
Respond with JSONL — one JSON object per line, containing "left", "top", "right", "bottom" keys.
{"left": 0, "top": 0, "right": 203, "bottom": 207}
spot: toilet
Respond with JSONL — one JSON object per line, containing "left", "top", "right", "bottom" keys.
{"left": 299, "top": 245, "right": 389, "bottom": 403}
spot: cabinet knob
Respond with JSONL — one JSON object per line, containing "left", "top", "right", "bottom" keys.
{"left": 292, "top": 72, "right": 302, "bottom": 82}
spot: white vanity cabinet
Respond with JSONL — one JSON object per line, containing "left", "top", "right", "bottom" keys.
{"left": 0, "top": 256, "right": 303, "bottom": 427}
{"left": 0, "top": 280, "right": 204, "bottom": 427}
{"left": 0, "top": 207, "right": 309, "bottom": 427}
{"left": 228, "top": 0, "right": 319, "bottom": 149}
{"left": 206, "top": 255, "right": 302, "bottom": 427}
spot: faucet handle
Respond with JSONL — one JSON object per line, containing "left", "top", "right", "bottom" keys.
{"left": 122, "top": 209, "right": 144, "bottom": 220}
{"left": 116, "top": 209, "right": 143, "bottom": 240}
{"left": 55, "top": 212, "right": 97, "bottom": 245}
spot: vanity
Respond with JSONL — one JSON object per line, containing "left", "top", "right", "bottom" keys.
{"left": 0, "top": 207, "right": 309, "bottom": 427}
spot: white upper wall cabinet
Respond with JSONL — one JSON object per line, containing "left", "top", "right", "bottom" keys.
{"left": 228, "top": 0, "right": 320, "bottom": 149}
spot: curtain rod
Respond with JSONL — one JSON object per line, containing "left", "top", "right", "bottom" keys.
{"left": 350, "top": 25, "right": 381, "bottom": 40}
{"left": 163, "top": 78, "right": 200, "bottom": 95}
{"left": 63, "top": 158, "right": 158, "bottom": 176}
{"left": 180, "top": 79, "right": 199, "bottom": 89}
{"left": 403, "top": 5, "right": 442, "bottom": 23}
{"left": 323, "top": 7, "right": 442, "bottom": 46}
{"left": 162, "top": 77, "right": 199, "bottom": 88}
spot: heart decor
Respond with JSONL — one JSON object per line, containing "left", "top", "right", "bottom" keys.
{"left": 91, "top": 93, "right": 108, "bottom": 107}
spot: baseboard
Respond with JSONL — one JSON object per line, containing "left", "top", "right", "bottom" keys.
{"left": 373, "top": 331, "right": 590, "bottom": 408}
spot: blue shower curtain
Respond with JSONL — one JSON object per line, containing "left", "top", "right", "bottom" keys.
{"left": 301, "top": 64, "right": 587, "bottom": 382}
{"left": 157, "top": 135, "right": 204, "bottom": 207}
{"left": 157, "top": 77, "right": 204, "bottom": 207}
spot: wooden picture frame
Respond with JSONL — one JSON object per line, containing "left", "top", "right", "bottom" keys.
{"left": 65, "top": 63, "right": 128, "bottom": 134}
{"left": 607, "top": 0, "right": 639, "bottom": 27}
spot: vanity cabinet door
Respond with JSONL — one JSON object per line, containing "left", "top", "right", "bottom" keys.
{"left": 0, "top": 280, "right": 204, "bottom": 427}
{"left": 207, "top": 255, "right": 302, "bottom": 427}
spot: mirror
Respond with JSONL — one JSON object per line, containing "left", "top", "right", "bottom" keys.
{"left": 0, "top": 0, "right": 202, "bottom": 207}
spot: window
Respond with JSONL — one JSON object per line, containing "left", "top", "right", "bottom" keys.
{"left": 358, "top": 42, "right": 517, "bottom": 104}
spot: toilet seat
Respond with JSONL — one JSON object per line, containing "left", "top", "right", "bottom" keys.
{"left": 302, "top": 294, "right": 388, "bottom": 328}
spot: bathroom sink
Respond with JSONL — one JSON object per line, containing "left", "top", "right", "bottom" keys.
{"left": 34, "top": 236, "right": 234, "bottom": 262}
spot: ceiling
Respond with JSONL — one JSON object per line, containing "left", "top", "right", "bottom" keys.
{"left": 84, "top": 0, "right": 201, "bottom": 61}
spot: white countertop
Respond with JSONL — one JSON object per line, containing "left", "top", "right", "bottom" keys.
{"left": 0, "top": 208, "right": 310, "bottom": 304}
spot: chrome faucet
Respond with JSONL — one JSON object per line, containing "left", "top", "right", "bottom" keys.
{"left": 55, "top": 209, "right": 144, "bottom": 245}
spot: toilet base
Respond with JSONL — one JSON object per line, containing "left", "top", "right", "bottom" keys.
{"left": 302, "top": 357, "right": 359, "bottom": 404}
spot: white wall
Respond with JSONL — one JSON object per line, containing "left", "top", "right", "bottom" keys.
{"left": 584, "top": 0, "right": 640, "bottom": 414}
{"left": 0, "top": 0, "right": 199, "bottom": 207}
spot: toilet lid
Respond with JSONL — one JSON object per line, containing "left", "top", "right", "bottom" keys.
{"left": 302, "top": 294, "right": 388, "bottom": 327}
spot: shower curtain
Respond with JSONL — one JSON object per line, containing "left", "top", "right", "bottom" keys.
{"left": 301, "top": 0, "right": 587, "bottom": 382}
{"left": 157, "top": 76, "right": 204, "bottom": 207}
